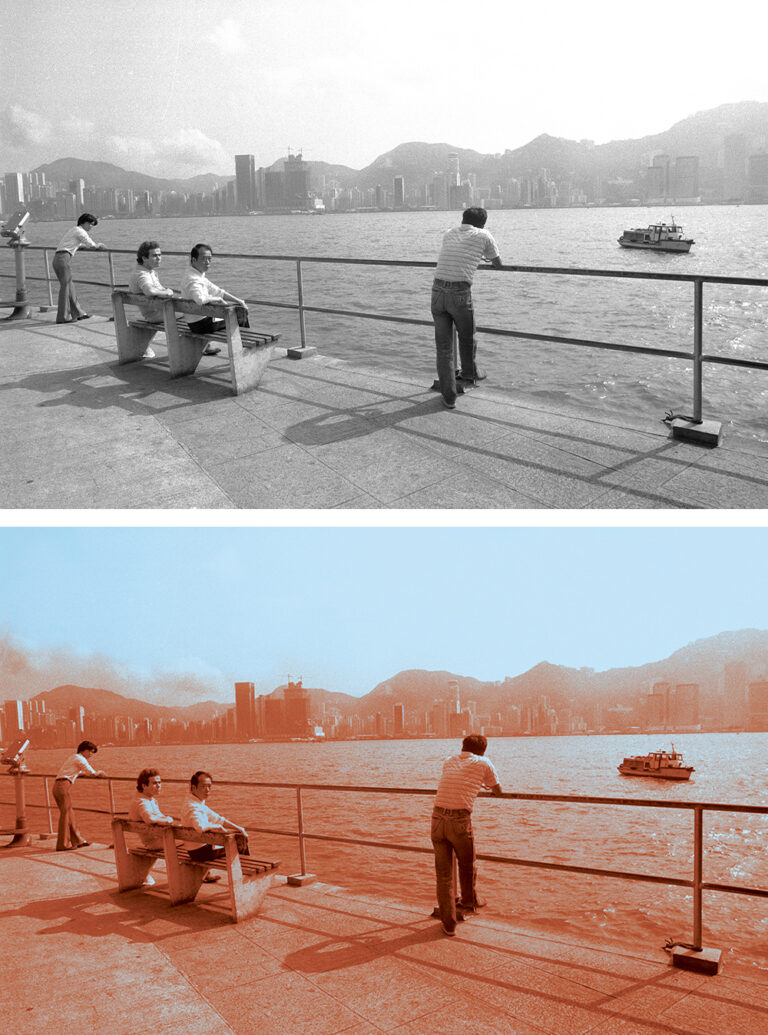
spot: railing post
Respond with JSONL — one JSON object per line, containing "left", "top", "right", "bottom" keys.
{"left": 669, "top": 277, "right": 721, "bottom": 446}
{"left": 287, "top": 786, "right": 316, "bottom": 886}
{"left": 42, "top": 248, "right": 55, "bottom": 311}
{"left": 692, "top": 806, "right": 703, "bottom": 951}
{"left": 42, "top": 776, "right": 55, "bottom": 838}
{"left": 286, "top": 260, "right": 317, "bottom": 359}
{"left": 107, "top": 778, "right": 116, "bottom": 817}
{"left": 107, "top": 252, "right": 116, "bottom": 290}
{"left": 693, "top": 279, "right": 703, "bottom": 423}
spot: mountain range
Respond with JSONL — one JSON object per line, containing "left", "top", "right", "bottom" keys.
{"left": 26, "top": 628, "right": 768, "bottom": 723}
{"left": 32, "top": 102, "right": 768, "bottom": 197}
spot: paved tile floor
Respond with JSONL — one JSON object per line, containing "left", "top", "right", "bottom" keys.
{"left": 2, "top": 314, "right": 768, "bottom": 509}
{"left": 2, "top": 842, "right": 767, "bottom": 1034}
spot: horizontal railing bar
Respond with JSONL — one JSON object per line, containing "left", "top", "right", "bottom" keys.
{"left": 701, "top": 881, "right": 768, "bottom": 898}
{"left": 9, "top": 245, "right": 768, "bottom": 287}
{"left": 10, "top": 773, "right": 768, "bottom": 813}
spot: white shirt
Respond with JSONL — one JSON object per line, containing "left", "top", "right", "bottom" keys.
{"left": 180, "top": 794, "right": 227, "bottom": 851}
{"left": 434, "top": 225, "right": 500, "bottom": 284}
{"left": 55, "top": 225, "right": 99, "bottom": 254}
{"left": 434, "top": 751, "right": 500, "bottom": 811}
{"left": 55, "top": 752, "right": 99, "bottom": 782}
{"left": 179, "top": 267, "right": 225, "bottom": 306}
{"left": 128, "top": 265, "right": 173, "bottom": 322}
{"left": 128, "top": 794, "right": 175, "bottom": 848}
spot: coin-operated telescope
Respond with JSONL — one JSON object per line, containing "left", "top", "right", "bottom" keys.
{"left": 1, "top": 210, "right": 31, "bottom": 320}
{"left": 1, "top": 737, "right": 30, "bottom": 772}
{"left": 0, "top": 209, "right": 30, "bottom": 245}
{"left": 1, "top": 738, "right": 31, "bottom": 847}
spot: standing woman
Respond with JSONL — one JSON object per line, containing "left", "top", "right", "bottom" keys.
{"left": 52, "top": 740, "right": 106, "bottom": 850}
{"left": 52, "top": 213, "right": 105, "bottom": 323}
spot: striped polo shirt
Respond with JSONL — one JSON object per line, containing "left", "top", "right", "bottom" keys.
{"left": 434, "top": 751, "right": 501, "bottom": 810}
{"left": 434, "top": 225, "right": 500, "bottom": 284}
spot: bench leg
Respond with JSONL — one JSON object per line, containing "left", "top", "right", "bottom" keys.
{"left": 224, "top": 311, "right": 274, "bottom": 395}
{"left": 225, "top": 838, "right": 273, "bottom": 921}
{"left": 115, "top": 321, "right": 159, "bottom": 365}
{"left": 111, "top": 820, "right": 156, "bottom": 891}
{"left": 162, "top": 828, "right": 208, "bottom": 904}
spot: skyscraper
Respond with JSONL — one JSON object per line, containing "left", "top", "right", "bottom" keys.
{"left": 235, "top": 681, "right": 255, "bottom": 739}
{"left": 235, "top": 154, "right": 256, "bottom": 212}
{"left": 393, "top": 176, "right": 405, "bottom": 208}
{"left": 4, "top": 172, "right": 24, "bottom": 209}
{"left": 673, "top": 156, "right": 699, "bottom": 201}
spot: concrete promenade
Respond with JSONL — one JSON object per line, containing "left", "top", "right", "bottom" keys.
{"left": 3, "top": 313, "right": 768, "bottom": 509}
{"left": 3, "top": 840, "right": 767, "bottom": 1034}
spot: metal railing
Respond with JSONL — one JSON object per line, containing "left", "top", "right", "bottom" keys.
{"left": 3, "top": 244, "right": 768, "bottom": 426}
{"left": 2, "top": 770, "right": 766, "bottom": 953}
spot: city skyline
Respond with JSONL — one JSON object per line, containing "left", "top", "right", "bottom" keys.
{"left": 2, "top": 1, "right": 767, "bottom": 176}
{"left": 2, "top": 527, "right": 768, "bottom": 706}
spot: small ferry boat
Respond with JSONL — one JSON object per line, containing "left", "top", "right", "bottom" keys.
{"left": 617, "top": 745, "right": 694, "bottom": 780}
{"left": 618, "top": 219, "right": 694, "bottom": 253}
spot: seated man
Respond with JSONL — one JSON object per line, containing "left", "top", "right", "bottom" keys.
{"left": 128, "top": 767, "right": 176, "bottom": 885}
{"left": 180, "top": 243, "right": 249, "bottom": 356}
{"left": 181, "top": 770, "right": 249, "bottom": 882}
{"left": 127, "top": 240, "right": 175, "bottom": 359}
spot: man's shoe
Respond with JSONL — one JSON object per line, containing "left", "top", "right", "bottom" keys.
{"left": 142, "top": 347, "right": 156, "bottom": 359}
{"left": 202, "top": 345, "right": 221, "bottom": 356}
{"left": 441, "top": 922, "right": 456, "bottom": 937}
{"left": 441, "top": 396, "right": 456, "bottom": 409}
{"left": 202, "top": 873, "right": 221, "bottom": 883}
{"left": 458, "top": 897, "right": 487, "bottom": 912}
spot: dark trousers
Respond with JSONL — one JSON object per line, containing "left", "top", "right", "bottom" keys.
{"left": 188, "top": 306, "right": 250, "bottom": 335}
{"left": 431, "top": 807, "right": 477, "bottom": 930}
{"left": 430, "top": 280, "right": 478, "bottom": 404}
{"left": 52, "top": 779, "right": 82, "bottom": 850}
{"left": 52, "top": 251, "right": 86, "bottom": 322}
{"left": 188, "top": 834, "right": 249, "bottom": 860}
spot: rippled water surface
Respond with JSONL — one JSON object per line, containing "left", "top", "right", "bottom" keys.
{"left": 18, "top": 206, "right": 768, "bottom": 441}
{"left": 25, "top": 732, "right": 768, "bottom": 971}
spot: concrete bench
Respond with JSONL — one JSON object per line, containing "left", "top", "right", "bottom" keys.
{"left": 110, "top": 290, "right": 280, "bottom": 396}
{"left": 111, "top": 818, "right": 280, "bottom": 922}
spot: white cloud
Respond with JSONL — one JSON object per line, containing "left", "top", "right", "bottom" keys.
{"left": 61, "top": 116, "right": 95, "bottom": 138}
{"left": 208, "top": 18, "right": 246, "bottom": 53}
{"left": 105, "top": 133, "right": 157, "bottom": 165}
{"left": 157, "top": 128, "right": 230, "bottom": 173}
{"left": 0, "top": 105, "right": 50, "bottom": 147}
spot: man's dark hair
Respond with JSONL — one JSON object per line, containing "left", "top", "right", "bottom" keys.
{"left": 77, "top": 740, "right": 98, "bottom": 754}
{"left": 190, "top": 243, "right": 213, "bottom": 261}
{"left": 77, "top": 213, "right": 98, "bottom": 227}
{"left": 462, "top": 734, "right": 487, "bottom": 756}
{"left": 190, "top": 769, "right": 212, "bottom": 789}
{"left": 461, "top": 207, "right": 488, "bottom": 229}
{"left": 136, "top": 240, "right": 160, "bottom": 264}
{"left": 137, "top": 767, "right": 160, "bottom": 792}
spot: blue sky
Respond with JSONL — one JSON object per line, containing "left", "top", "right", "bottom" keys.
{"left": 0, "top": 526, "right": 766, "bottom": 704}
{"left": 2, "top": 1, "right": 766, "bottom": 175}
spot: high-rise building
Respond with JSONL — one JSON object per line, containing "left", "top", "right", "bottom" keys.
{"left": 235, "top": 681, "right": 256, "bottom": 739}
{"left": 673, "top": 157, "right": 699, "bottom": 201}
{"left": 651, "top": 154, "right": 671, "bottom": 199}
{"left": 3, "top": 699, "right": 24, "bottom": 735}
{"left": 393, "top": 176, "right": 405, "bottom": 208}
{"left": 284, "top": 153, "right": 310, "bottom": 210}
{"left": 393, "top": 703, "right": 405, "bottom": 735}
{"left": 670, "top": 683, "right": 700, "bottom": 728}
{"left": 235, "top": 154, "right": 256, "bottom": 212}
{"left": 748, "top": 154, "right": 768, "bottom": 203}
{"left": 284, "top": 678, "right": 310, "bottom": 736}
{"left": 4, "top": 172, "right": 24, "bottom": 209}
{"left": 747, "top": 679, "right": 768, "bottom": 730}
{"left": 723, "top": 135, "right": 748, "bottom": 201}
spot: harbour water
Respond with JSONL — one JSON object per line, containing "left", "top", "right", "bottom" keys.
{"left": 20, "top": 205, "right": 768, "bottom": 442}
{"left": 25, "top": 731, "right": 768, "bottom": 971}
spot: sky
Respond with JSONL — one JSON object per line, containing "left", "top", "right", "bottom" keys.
{"left": 1, "top": 526, "right": 767, "bottom": 705}
{"left": 1, "top": 1, "right": 767, "bottom": 177}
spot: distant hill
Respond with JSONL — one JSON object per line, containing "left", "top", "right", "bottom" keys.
{"left": 32, "top": 103, "right": 768, "bottom": 201}
{"left": 17, "top": 627, "right": 768, "bottom": 723}
{"left": 36, "top": 684, "right": 225, "bottom": 722}
{"left": 32, "top": 157, "right": 225, "bottom": 195}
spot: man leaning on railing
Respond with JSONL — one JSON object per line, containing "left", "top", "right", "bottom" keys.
{"left": 431, "top": 733, "right": 502, "bottom": 937}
